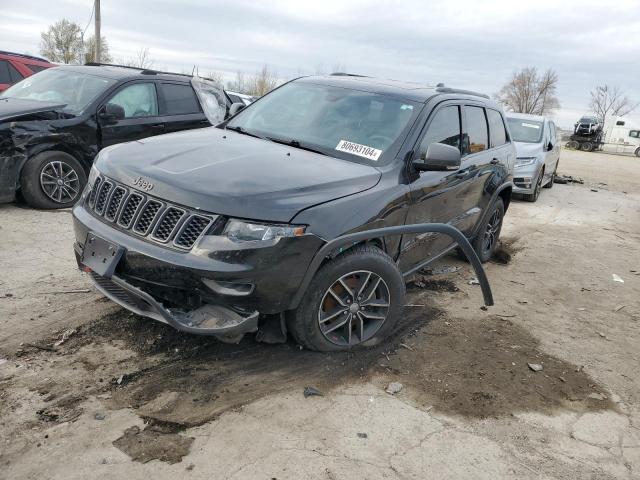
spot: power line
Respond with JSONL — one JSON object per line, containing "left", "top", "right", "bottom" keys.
{"left": 82, "top": 2, "right": 95, "bottom": 38}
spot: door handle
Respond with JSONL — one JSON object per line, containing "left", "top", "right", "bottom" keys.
{"left": 490, "top": 158, "right": 500, "bottom": 165}
{"left": 150, "top": 123, "right": 165, "bottom": 133}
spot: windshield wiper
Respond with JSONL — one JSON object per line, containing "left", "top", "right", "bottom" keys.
{"left": 226, "top": 125, "right": 269, "bottom": 141}
{"left": 267, "top": 137, "right": 329, "bottom": 156}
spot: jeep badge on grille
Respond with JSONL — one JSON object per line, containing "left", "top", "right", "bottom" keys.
{"left": 132, "top": 176, "right": 154, "bottom": 191}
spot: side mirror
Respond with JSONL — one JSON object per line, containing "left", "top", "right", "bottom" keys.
{"left": 99, "top": 103, "right": 125, "bottom": 123}
{"left": 228, "top": 102, "right": 246, "bottom": 117}
{"left": 413, "top": 143, "right": 461, "bottom": 172}
{"left": 547, "top": 141, "right": 554, "bottom": 151}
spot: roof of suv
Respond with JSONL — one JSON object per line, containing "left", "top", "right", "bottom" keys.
{"left": 297, "top": 74, "right": 494, "bottom": 104}
{"left": 57, "top": 64, "right": 194, "bottom": 83}
{"left": 505, "top": 112, "right": 547, "bottom": 122}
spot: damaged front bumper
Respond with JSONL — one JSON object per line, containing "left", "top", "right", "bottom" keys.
{"left": 72, "top": 202, "right": 323, "bottom": 339}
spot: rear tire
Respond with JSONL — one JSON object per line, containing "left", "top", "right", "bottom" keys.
{"left": 472, "top": 197, "right": 505, "bottom": 263}
{"left": 635, "top": 148, "right": 640, "bottom": 158}
{"left": 20, "top": 151, "right": 87, "bottom": 209}
{"left": 566, "top": 141, "right": 579, "bottom": 149}
{"left": 580, "top": 142, "right": 593, "bottom": 152}
{"left": 287, "top": 245, "right": 405, "bottom": 352}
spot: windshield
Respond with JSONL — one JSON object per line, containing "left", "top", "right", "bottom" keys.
{"left": 507, "top": 118, "right": 544, "bottom": 143}
{"left": 1, "top": 68, "right": 116, "bottom": 114}
{"left": 226, "top": 81, "right": 419, "bottom": 164}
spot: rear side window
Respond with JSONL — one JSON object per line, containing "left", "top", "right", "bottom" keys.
{"left": 417, "top": 105, "right": 461, "bottom": 158}
{"left": 487, "top": 109, "right": 507, "bottom": 147}
{"left": 27, "top": 64, "right": 49, "bottom": 74}
{"left": 463, "top": 106, "right": 488, "bottom": 155}
{"left": 0, "top": 60, "right": 11, "bottom": 84}
{"left": 161, "top": 83, "right": 200, "bottom": 115}
{"left": 8, "top": 63, "right": 23, "bottom": 82}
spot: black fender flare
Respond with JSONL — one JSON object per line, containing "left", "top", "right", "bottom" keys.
{"left": 470, "top": 181, "right": 513, "bottom": 239}
{"left": 289, "top": 222, "right": 494, "bottom": 310}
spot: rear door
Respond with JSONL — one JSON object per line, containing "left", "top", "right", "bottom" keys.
{"left": 99, "top": 81, "right": 165, "bottom": 147}
{"left": 399, "top": 103, "right": 475, "bottom": 272}
{"left": 157, "top": 82, "right": 210, "bottom": 134}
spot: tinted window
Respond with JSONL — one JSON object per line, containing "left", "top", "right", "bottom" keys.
{"left": 8, "top": 63, "right": 23, "bottom": 82}
{"left": 463, "top": 106, "right": 488, "bottom": 155}
{"left": 0, "top": 61, "right": 11, "bottom": 84}
{"left": 108, "top": 83, "right": 158, "bottom": 118}
{"left": 487, "top": 109, "right": 507, "bottom": 147}
{"left": 27, "top": 64, "right": 49, "bottom": 74}
{"left": 161, "top": 83, "right": 200, "bottom": 115}
{"left": 418, "top": 106, "right": 461, "bottom": 158}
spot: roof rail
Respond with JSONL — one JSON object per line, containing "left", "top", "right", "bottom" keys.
{"left": 84, "top": 62, "right": 198, "bottom": 80}
{"left": 330, "top": 72, "right": 368, "bottom": 77}
{"left": 435, "top": 85, "right": 490, "bottom": 99}
{"left": 0, "top": 50, "right": 50, "bottom": 63}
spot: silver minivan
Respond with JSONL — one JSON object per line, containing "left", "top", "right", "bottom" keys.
{"left": 506, "top": 113, "right": 560, "bottom": 202}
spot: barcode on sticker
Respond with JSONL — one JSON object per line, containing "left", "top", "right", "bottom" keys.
{"left": 336, "top": 140, "right": 382, "bottom": 161}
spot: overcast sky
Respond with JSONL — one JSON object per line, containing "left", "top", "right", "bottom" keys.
{"left": 1, "top": 0, "right": 639, "bottom": 128}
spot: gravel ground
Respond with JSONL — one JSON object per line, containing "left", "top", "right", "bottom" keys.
{"left": 1, "top": 148, "right": 639, "bottom": 479}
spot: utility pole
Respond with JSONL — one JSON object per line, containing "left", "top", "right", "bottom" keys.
{"left": 94, "top": 0, "right": 101, "bottom": 63}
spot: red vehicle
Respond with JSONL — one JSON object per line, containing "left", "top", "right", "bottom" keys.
{"left": 0, "top": 51, "right": 53, "bottom": 92}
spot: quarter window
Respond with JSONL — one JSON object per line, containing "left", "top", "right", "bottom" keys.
{"left": 107, "top": 83, "right": 158, "bottom": 118}
{"left": 487, "top": 109, "right": 507, "bottom": 147}
{"left": 160, "top": 83, "right": 200, "bottom": 115}
{"left": 0, "top": 60, "right": 12, "bottom": 84}
{"left": 417, "top": 105, "right": 461, "bottom": 159}
{"left": 463, "top": 106, "right": 488, "bottom": 155}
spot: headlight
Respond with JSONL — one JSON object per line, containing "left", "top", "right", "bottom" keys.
{"left": 515, "top": 157, "right": 537, "bottom": 167}
{"left": 80, "top": 165, "right": 99, "bottom": 202}
{"left": 223, "top": 219, "right": 306, "bottom": 242}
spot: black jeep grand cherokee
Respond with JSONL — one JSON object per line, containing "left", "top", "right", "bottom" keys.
{"left": 72, "top": 75, "right": 515, "bottom": 351}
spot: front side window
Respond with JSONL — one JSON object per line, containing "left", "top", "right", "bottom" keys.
{"left": 226, "top": 81, "right": 420, "bottom": 165}
{"left": 0, "top": 68, "right": 116, "bottom": 114}
{"left": 161, "top": 83, "right": 200, "bottom": 115}
{"left": 487, "top": 109, "right": 507, "bottom": 147}
{"left": 463, "top": 106, "right": 488, "bottom": 155}
{"left": 107, "top": 83, "right": 158, "bottom": 118}
{"left": 506, "top": 118, "right": 544, "bottom": 143}
{"left": 630, "top": 130, "right": 639, "bottom": 138}
{"left": 0, "top": 60, "right": 13, "bottom": 84}
{"left": 417, "top": 105, "right": 461, "bottom": 158}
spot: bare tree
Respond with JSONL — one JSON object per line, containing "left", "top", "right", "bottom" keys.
{"left": 496, "top": 67, "right": 560, "bottom": 115}
{"left": 119, "top": 47, "right": 154, "bottom": 69}
{"left": 205, "top": 71, "right": 225, "bottom": 86}
{"left": 247, "top": 65, "right": 278, "bottom": 96}
{"left": 83, "top": 35, "right": 112, "bottom": 63}
{"left": 40, "top": 19, "right": 84, "bottom": 64}
{"left": 589, "top": 85, "right": 638, "bottom": 125}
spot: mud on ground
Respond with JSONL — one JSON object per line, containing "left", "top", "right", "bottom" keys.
{"left": 1, "top": 149, "right": 640, "bottom": 479}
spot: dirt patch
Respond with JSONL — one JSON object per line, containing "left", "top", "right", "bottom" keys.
{"left": 409, "top": 278, "right": 459, "bottom": 292}
{"left": 491, "top": 237, "right": 522, "bottom": 265}
{"left": 113, "top": 421, "right": 193, "bottom": 464}
{"left": 385, "top": 314, "right": 614, "bottom": 418}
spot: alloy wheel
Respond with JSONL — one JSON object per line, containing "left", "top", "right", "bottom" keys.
{"left": 482, "top": 208, "right": 502, "bottom": 256}
{"left": 39, "top": 160, "right": 80, "bottom": 204}
{"left": 318, "top": 270, "right": 390, "bottom": 346}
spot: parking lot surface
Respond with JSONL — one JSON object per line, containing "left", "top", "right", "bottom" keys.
{"left": 1, "top": 149, "right": 639, "bottom": 479}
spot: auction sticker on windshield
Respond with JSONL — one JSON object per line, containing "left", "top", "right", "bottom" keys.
{"left": 522, "top": 123, "right": 540, "bottom": 129}
{"left": 336, "top": 140, "right": 382, "bottom": 161}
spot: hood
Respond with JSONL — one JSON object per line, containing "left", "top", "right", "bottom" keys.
{"left": 513, "top": 141, "right": 543, "bottom": 158}
{"left": 96, "top": 127, "right": 382, "bottom": 223}
{"left": 0, "top": 98, "right": 66, "bottom": 123}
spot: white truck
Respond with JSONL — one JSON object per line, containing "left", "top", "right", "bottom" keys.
{"left": 601, "top": 118, "right": 640, "bottom": 156}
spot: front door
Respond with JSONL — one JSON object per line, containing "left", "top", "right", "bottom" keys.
{"left": 399, "top": 103, "right": 475, "bottom": 273}
{"left": 98, "top": 81, "right": 165, "bottom": 148}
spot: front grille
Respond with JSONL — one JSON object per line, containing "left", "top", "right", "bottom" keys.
{"left": 133, "top": 200, "right": 163, "bottom": 235}
{"left": 105, "top": 186, "right": 126, "bottom": 221}
{"left": 95, "top": 181, "right": 112, "bottom": 214}
{"left": 174, "top": 215, "right": 211, "bottom": 249}
{"left": 86, "top": 175, "right": 216, "bottom": 251}
{"left": 152, "top": 207, "right": 186, "bottom": 242}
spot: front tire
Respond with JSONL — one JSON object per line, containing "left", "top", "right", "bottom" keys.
{"left": 288, "top": 245, "right": 405, "bottom": 352}
{"left": 635, "top": 148, "right": 640, "bottom": 158}
{"left": 20, "top": 151, "right": 87, "bottom": 209}
{"left": 472, "top": 197, "right": 505, "bottom": 263}
{"left": 522, "top": 170, "right": 543, "bottom": 202}
{"left": 580, "top": 142, "right": 593, "bottom": 152}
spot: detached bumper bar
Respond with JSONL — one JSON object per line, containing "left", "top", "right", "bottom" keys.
{"left": 291, "top": 223, "right": 494, "bottom": 308}
{"left": 89, "top": 272, "right": 259, "bottom": 336}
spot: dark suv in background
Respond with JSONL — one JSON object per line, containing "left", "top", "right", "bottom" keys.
{"left": 0, "top": 64, "right": 230, "bottom": 209}
{"left": 0, "top": 51, "right": 53, "bottom": 92}
{"left": 72, "top": 74, "right": 515, "bottom": 351}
